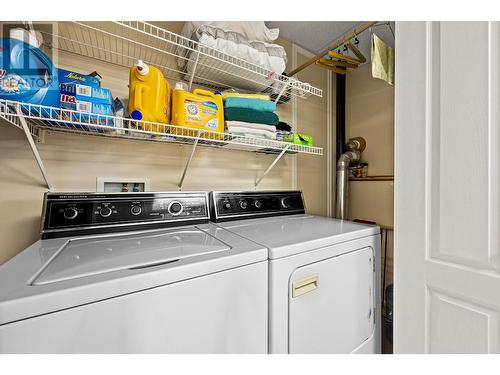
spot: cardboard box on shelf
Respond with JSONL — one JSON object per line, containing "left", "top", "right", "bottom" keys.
{"left": 58, "top": 69, "right": 114, "bottom": 127}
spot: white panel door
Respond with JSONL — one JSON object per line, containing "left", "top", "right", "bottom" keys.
{"left": 288, "top": 247, "right": 374, "bottom": 353}
{"left": 395, "top": 22, "right": 500, "bottom": 353}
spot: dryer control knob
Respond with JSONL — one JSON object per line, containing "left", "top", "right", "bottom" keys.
{"left": 63, "top": 207, "right": 78, "bottom": 220}
{"left": 239, "top": 200, "right": 248, "bottom": 209}
{"left": 222, "top": 201, "right": 231, "bottom": 210}
{"left": 281, "top": 197, "right": 291, "bottom": 208}
{"left": 168, "top": 201, "right": 183, "bottom": 215}
{"left": 254, "top": 199, "right": 262, "bottom": 209}
{"left": 99, "top": 206, "right": 112, "bottom": 218}
{"left": 131, "top": 205, "right": 142, "bottom": 216}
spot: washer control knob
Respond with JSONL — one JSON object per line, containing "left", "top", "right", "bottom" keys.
{"left": 168, "top": 201, "right": 183, "bottom": 215}
{"left": 281, "top": 197, "right": 291, "bottom": 208}
{"left": 131, "top": 205, "right": 142, "bottom": 216}
{"left": 99, "top": 206, "right": 112, "bottom": 218}
{"left": 63, "top": 207, "right": 78, "bottom": 220}
{"left": 222, "top": 201, "right": 231, "bottom": 210}
{"left": 254, "top": 199, "right": 262, "bottom": 209}
{"left": 239, "top": 200, "right": 248, "bottom": 209}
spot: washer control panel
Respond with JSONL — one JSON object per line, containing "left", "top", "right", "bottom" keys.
{"left": 210, "top": 191, "right": 305, "bottom": 222}
{"left": 41, "top": 192, "right": 209, "bottom": 239}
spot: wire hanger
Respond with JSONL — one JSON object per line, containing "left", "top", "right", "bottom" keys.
{"left": 371, "top": 21, "right": 395, "bottom": 40}
{"left": 388, "top": 22, "right": 395, "bottom": 39}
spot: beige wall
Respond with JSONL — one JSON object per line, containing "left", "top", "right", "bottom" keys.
{"left": 0, "top": 22, "right": 333, "bottom": 264}
{"left": 296, "top": 47, "right": 334, "bottom": 217}
{"left": 345, "top": 63, "right": 394, "bottom": 289}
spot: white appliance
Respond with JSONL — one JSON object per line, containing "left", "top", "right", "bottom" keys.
{"left": 210, "top": 191, "right": 381, "bottom": 354}
{"left": 0, "top": 192, "right": 268, "bottom": 353}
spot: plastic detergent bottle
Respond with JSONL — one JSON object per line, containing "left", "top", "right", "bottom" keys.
{"left": 128, "top": 60, "right": 171, "bottom": 132}
{"left": 171, "top": 83, "right": 224, "bottom": 134}
{"left": 0, "top": 38, "right": 59, "bottom": 108}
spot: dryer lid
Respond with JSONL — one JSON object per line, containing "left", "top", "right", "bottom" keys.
{"left": 31, "top": 227, "right": 229, "bottom": 285}
{"left": 219, "top": 214, "right": 379, "bottom": 259}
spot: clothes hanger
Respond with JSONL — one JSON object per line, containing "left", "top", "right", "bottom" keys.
{"left": 318, "top": 58, "right": 359, "bottom": 69}
{"left": 327, "top": 50, "right": 362, "bottom": 65}
{"left": 314, "top": 23, "right": 375, "bottom": 73}
{"left": 387, "top": 22, "right": 395, "bottom": 40}
{"left": 346, "top": 41, "right": 366, "bottom": 63}
{"left": 371, "top": 22, "right": 395, "bottom": 41}
{"left": 315, "top": 60, "right": 347, "bottom": 75}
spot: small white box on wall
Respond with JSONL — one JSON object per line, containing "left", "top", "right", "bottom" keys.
{"left": 96, "top": 177, "right": 151, "bottom": 193}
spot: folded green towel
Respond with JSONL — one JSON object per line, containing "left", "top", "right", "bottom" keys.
{"left": 224, "top": 107, "right": 279, "bottom": 126}
{"left": 224, "top": 97, "right": 277, "bottom": 112}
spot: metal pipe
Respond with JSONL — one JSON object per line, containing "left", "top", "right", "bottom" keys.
{"left": 335, "top": 137, "right": 366, "bottom": 219}
{"left": 335, "top": 151, "right": 359, "bottom": 219}
{"left": 336, "top": 73, "right": 346, "bottom": 162}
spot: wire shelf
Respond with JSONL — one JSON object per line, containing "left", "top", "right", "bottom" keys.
{"left": 0, "top": 100, "right": 323, "bottom": 156}
{"left": 40, "top": 21, "right": 322, "bottom": 103}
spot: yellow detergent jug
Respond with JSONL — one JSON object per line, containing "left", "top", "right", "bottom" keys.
{"left": 171, "top": 86, "right": 224, "bottom": 136}
{"left": 128, "top": 60, "right": 171, "bottom": 132}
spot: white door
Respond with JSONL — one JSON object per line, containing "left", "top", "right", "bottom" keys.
{"left": 288, "top": 247, "right": 374, "bottom": 353}
{"left": 395, "top": 21, "right": 500, "bottom": 353}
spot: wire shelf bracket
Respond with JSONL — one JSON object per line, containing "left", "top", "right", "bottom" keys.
{"left": 254, "top": 144, "right": 291, "bottom": 189}
{"left": 273, "top": 77, "right": 295, "bottom": 104}
{"left": 178, "top": 130, "right": 202, "bottom": 191}
{"left": 15, "top": 104, "right": 53, "bottom": 191}
{"left": 187, "top": 50, "right": 201, "bottom": 92}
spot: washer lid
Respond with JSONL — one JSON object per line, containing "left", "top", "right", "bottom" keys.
{"left": 32, "top": 227, "right": 229, "bottom": 285}
{"left": 0, "top": 223, "right": 267, "bottom": 325}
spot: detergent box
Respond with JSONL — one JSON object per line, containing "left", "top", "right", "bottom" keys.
{"left": 58, "top": 69, "right": 114, "bottom": 127}
{"left": 0, "top": 38, "right": 60, "bottom": 112}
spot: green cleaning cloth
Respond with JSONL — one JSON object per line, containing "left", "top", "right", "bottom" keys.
{"left": 224, "top": 107, "right": 279, "bottom": 126}
{"left": 371, "top": 33, "right": 395, "bottom": 86}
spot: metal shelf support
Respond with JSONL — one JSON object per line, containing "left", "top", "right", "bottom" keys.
{"left": 187, "top": 50, "right": 200, "bottom": 91}
{"left": 274, "top": 77, "right": 295, "bottom": 104}
{"left": 254, "top": 144, "right": 291, "bottom": 189}
{"left": 178, "top": 131, "right": 202, "bottom": 191}
{"left": 16, "top": 105, "right": 53, "bottom": 191}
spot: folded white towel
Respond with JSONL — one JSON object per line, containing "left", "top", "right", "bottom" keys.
{"left": 225, "top": 120, "right": 276, "bottom": 132}
{"left": 227, "top": 125, "right": 276, "bottom": 140}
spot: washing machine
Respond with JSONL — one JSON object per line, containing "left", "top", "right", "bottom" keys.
{"left": 210, "top": 190, "right": 381, "bottom": 354}
{"left": 0, "top": 191, "right": 268, "bottom": 353}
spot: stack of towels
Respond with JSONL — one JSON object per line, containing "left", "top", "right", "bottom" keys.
{"left": 223, "top": 93, "right": 280, "bottom": 140}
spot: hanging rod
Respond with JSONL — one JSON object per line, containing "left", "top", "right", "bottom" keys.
{"left": 288, "top": 21, "right": 377, "bottom": 77}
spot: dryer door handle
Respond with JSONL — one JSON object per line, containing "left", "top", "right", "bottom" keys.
{"left": 292, "top": 275, "right": 319, "bottom": 298}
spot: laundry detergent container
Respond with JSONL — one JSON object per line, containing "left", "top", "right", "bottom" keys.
{"left": 171, "top": 88, "right": 224, "bottom": 137}
{"left": 128, "top": 60, "right": 171, "bottom": 134}
{"left": 0, "top": 38, "right": 59, "bottom": 115}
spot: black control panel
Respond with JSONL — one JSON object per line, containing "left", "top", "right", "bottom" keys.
{"left": 210, "top": 191, "right": 305, "bottom": 222}
{"left": 41, "top": 192, "right": 209, "bottom": 239}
